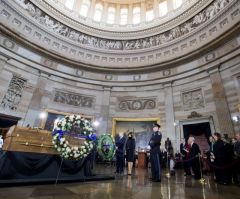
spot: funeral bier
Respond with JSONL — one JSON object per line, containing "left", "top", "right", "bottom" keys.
{"left": 3, "top": 125, "right": 86, "bottom": 155}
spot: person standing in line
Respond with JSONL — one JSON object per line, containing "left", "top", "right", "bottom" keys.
{"left": 233, "top": 133, "right": 240, "bottom": 185}
{"left": 188, "top": 136, "right": 201, "bottom": 180}
{"left": 115, "top": 132, "right": 126, "bottom": 174}
{"left": 234, "top": 133, "right": 240, "bottom": 158}
{"left": 149, "top": 123, "right": 162, "bottom": 182}
{"left": 212, "top": 132, "right": 228, "bottom": 184}
{"left": 165, "top": 137, "right": 173, "bottom": 155}
{"left": 208, "top": 136, "right": 215, "bottom": 163}
{"left": 125, "top": 132, "right": 136, "bottom": 175}
{"left": 180, "top": 138, "right": 191, "bottom": 176}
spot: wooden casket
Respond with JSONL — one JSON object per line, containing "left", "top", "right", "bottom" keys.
{"left": 3, "top": 125, "right": 86, "bottom": 155}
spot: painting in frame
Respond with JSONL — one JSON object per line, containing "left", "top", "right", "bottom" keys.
{"left": 112, "top": 117, "right": 160, "bottom": 150}
{"left": 40, "top": 109, "right": 94, "bottom": 132}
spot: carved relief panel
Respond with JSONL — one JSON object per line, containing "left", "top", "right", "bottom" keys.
{"left": 53, "top": 90, "right": 95, "bottom": 108}
{"left": 182, "top": 88, "right": 204, "bottom": 111}
{"left": 0, "top": 75, "right": 27, "bottom": 110}
{"left": 118, "top": 97, "right": 156, "bottom": 111}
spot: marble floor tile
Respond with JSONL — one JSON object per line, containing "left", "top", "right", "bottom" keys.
{"left": 0, "top": 165, "right": 239, "bottom": 199}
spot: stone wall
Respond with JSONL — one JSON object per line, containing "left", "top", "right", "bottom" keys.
{"left": 0, "top": 49, "right": 239, "bottom": 150}
{"left": 0, "top": 0, "right": 239, "bottom": 152}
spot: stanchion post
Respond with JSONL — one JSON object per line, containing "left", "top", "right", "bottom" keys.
{"left": 55, "top": 157, "right": 63, "bottom": 186}
{"left": 198, "top": 153, "right": 206, "bottom": 184}
{"left": 166, "top": 151, "right": 170, "bottom": 178}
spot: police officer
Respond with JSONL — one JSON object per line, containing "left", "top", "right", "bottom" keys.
{"left": 149, "top": 123, "right": 162, "bottom": 182}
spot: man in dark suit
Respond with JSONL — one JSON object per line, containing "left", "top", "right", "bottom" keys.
{"left": 115, "top": 132, "right": 126, "bottom": 174}
{"left": 149, "top": 123, "right": 162, "bottom": 182}
{"left": 188, "top": 136, "right": 201, "bottom": 180}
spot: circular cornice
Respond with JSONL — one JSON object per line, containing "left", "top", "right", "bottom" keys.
{"left": 0, "top": 0, "right": 240, "bottom": 73}
{"left": 33, "top": 0, "right": 211, "bottom": 39}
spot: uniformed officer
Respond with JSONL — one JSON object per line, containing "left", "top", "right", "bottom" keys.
{"left": 149, "top": 123, "right": 162, "bottom": 182}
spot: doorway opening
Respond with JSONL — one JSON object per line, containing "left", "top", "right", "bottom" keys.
{"left": 0, "top": 113, "right": 20, "bottom": 139}
{"left": 183, "top": 122, "right": 211, "bottom": 152}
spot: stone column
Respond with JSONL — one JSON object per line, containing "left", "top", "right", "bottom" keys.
{"left": 209, "top": 68, "right": 235, "bottom": 137}
{"left": 98, "top": 86, "right": 111, "bottom": 135}
{"left": 164, "top": 83, "right": 176, "bottom": 144}
{"left": 23, "top": 72, "right": 51, "bottom": 127}
{"left": 102, "top": 1, "right": 108, "bottom": 22}
{"left": 87, "top": 0, "right": 96, "bottom": 18}
{"left": 128, "top": 4, "right": 133, "bottom": 24}
{"left": 0, "top": 57, "right": 8, "bottom": 74}
{"left": 154, "top": 0, "right": 159, "bottom": 18}
{"left": 140, "top": 2, "right": 146, "bottom": 22}
{"left": 167, "top": 0, "right": 174, "bottom": 11}
{"left": 74, "top": 0, "right": 82, "bottom": 12}
{"left": 116, "top": 4, "right": 121, "bottom": 24}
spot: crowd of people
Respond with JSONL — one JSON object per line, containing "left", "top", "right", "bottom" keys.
{"left": 113, "top": 124, "right": 240, "bottom": 186}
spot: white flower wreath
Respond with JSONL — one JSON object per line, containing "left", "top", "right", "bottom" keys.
{"left": 52, "top": 114, "right": 94, "bottom": 160}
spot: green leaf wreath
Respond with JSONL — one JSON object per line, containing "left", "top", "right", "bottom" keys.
{"left": 97, "top": 134, "right": 116, "bottom": 161}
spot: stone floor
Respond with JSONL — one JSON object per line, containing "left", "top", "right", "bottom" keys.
{"left": 0, "top": 165, "right": 239, "bottom": 199}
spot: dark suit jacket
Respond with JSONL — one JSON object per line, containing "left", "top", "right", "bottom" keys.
{"left": 180, "top": 143, "right": 186, "bottom": 157}
{"left": 116, "top": 136, "right": 126, "bottom": 155}
{"left": 189, "top": 143, "right": 201, "bottom": 159}
{"left": 149, "top": 131, "right": 162, "bottom": 154}
{"left": 213, "top": 139, "right": 225, "bottom": 164}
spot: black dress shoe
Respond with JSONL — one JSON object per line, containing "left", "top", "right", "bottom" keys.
{"left": 152, "top": 179, "right": 161, "bottom": 182}
{"left": 218, "top": 181, "right": 228, "bottom": 185}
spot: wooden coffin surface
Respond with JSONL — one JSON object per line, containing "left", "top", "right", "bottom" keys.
{"left": 3, "top": 125, "right": 57, "bottom": 154}
{"left": 3, "top": 126, "right": 86, "bottom": 155}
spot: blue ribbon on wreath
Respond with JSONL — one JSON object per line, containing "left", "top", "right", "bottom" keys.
{"left": 87, "top": 133, "right": 97, "bottom": 142}
{"left": 52, "top": 129, "right": 65, "bottom": 140}
{"left": 52, "top": 129, "right": 97, "bottom": 142}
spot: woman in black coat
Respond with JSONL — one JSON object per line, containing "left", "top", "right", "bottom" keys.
{"left": 213, "top": 132, "right": 228, "bottom": 184}
{"left": 125, "top": 132, "right": 136, "bottom": 175}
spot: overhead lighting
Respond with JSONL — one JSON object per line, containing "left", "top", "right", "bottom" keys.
{"left": 39, "top": 112, "right": 47, "bottom": 119}
{"left": 93, "top": 120, "right": 100, "bottom": 127}
{"left": 232, "top": 116, "right": 239, "bottom": 122}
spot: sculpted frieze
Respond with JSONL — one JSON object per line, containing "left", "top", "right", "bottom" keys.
{"left": 53, "top": 90, "right": 95, "bottom": 108}
{"left": 182, "top": 89, "right": 205, "bottom": 111}
{"left": 14, "top": 0, "right": 233, "bottom": 51}
{"left": 119, "top": 98, "right": 156, "bottom": 111}
{"left": 1, "top": 75, "right": 27, "bottom": 111}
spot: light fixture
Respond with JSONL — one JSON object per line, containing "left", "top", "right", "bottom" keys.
{"left": 93, "top": 120, "right": 100, "bottom": 127}
{"left": 173, "top": 121, "right": 178, "bottom": 126}
{"left": 39, "top": 112, "right": 47, "bottom": 119}
{"left": 232, "top": 116, "right": 239, "bottom": 122}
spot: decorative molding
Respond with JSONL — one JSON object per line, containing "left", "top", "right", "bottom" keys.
{"left": 11, "top": 0, "right": 234, "bottom": 51}
{"left": 0, "top": 75, "right": 27, "bottom": 111}
{"left": 0, "top": 0, "right": 239, "bottom": 72}
{"left": 118, "top": 97, "right": 156, "bottom": 111}
{"left": 53, "top": 90, "right": 95, "bottom": 108}
{"left": 36, "top": 0, "right": 208, "bottom": 38}
{"left": 3, "top": 38, "right": 15, "bottom": 49}
{"left": 182, "top": 88, "right": 205, "bottom": 111}
{"left": 187, "top": 111, "right": 203, "bottom": 118}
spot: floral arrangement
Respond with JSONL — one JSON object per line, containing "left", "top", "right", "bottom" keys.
{"left": 97, "top": 134, "right": 116, "bottom": 161}
{"left": 52, "top": 115, "right": 96, "bottom": 160}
